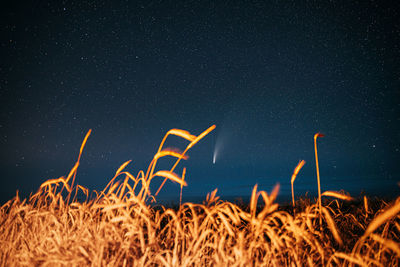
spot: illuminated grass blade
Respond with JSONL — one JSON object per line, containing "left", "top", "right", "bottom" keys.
{"left": 291, "top": 160, "right": 306, "bottom": 207}
{"left": 314, "top": 132, "right": 324, "bottom": 227}
{"left": 321, "top": 191, "right": 354, "bottom": 201}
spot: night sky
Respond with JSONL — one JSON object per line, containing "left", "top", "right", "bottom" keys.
{"left": 1, "top": 1, "right": 399, "bottom": 204}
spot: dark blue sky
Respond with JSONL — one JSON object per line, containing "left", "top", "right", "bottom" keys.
{"left": 1, "top": 0, "right": 399, "bottom": 204}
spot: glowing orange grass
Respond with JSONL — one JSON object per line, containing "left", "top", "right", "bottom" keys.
{"left": 67, "top": 129, "right": 92, "bottom": 203}
{"left": 291, "top": 160, "right": 306, "bottom": 208}
{"left": 154, "top": 125, "right": 216, "bottom": 196}
{"left": 364, "top": 196, "right": 369, "bottom": 219}
{"left": 152, "top": 170, "right": 187, "bottom": 186}
{"left": 40, "top": 176, "right": 71, "bottom": 193}
{"left": 5, "top": 124, "right": 400, "bottom": 266}
{"left": 205, "top": 188, "right": 219, "bottom": 205}
{"left": 352, "top": 197, "right": 400, "bottom": 258}
{"left": 154, "top": 149, "right": 189, "bottom": 161}
{"left": 101, "top": 160, "right": 132, "bottom": 198}
{"left": 314, "top": 132, "right": 324, "bottom": 227}
{"left": 180, "top": 167, "right": 186, "bottom": 207}
{"left": 151, "top": 128, "right": 196, "bottom": 180}
{"left": 250, "top": 184, "right": 259, "bottom": 221}
{"left": 321, "top": 191, "right": 354, "bottom": 201}
{"left": 36, "top": 129, "right": 92, "bottom": 204}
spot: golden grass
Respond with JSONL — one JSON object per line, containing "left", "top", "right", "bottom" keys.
{"left": 314, "top": 132, "right": 324, "bottom": 228}
{"left": 321, "top": 191, "right": 354, "bottom": 201}
{"left": 291, "top": 160, "right": 306, "bottom": 208}
{"left": 0, "top": 126, "right": 399, "bottom": 266}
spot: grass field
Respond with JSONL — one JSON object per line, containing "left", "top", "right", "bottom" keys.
{"left": 1, "top": 126, "right": 399, "bottom": 266}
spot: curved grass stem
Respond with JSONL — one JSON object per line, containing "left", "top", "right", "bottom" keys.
{"left": 314, "top": 132, "right": 325, "bottom": 228}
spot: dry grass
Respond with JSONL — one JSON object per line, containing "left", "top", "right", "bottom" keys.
{"left": 1, "top": 126, "right": 399, "bottom": 266}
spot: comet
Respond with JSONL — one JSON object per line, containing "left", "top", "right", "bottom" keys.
{"left": 213, "top": 136, "right": 221, "bottom": 164}
{"left": 212, "top": 124, "right": 226, "bottom": 165}
{"left": 213, "top": 148, "right": 217, "bottom": 164}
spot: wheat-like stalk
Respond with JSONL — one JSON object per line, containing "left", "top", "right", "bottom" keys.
{"left": 0, "top": 127, "right": 399, "bottom": 266}
{"left": 291, "top": 160, "right": 306, "bottom": 208}
{"left": 314, "top": 132, "right": 325, "bottom": 227}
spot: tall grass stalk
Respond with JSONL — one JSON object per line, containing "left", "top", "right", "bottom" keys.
{"left": 291, "top": 160, "right": 306, "bottom": 208}
{"left": 1, "top": 127, "right": 399, "bottom": 266}
{"left": 314, "top": 132, "right": 324, "bottom": 227}
{"left": 180, "top": 167, "right": 186, "bottom": 207}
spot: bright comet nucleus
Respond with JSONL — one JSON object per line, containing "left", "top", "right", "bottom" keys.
{"left": 213, "top": 146, "right": 218, "bottom": 164}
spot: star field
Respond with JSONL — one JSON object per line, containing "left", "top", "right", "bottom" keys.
{"left": 1, "top": 0, "right": 399, "bottom": 203}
